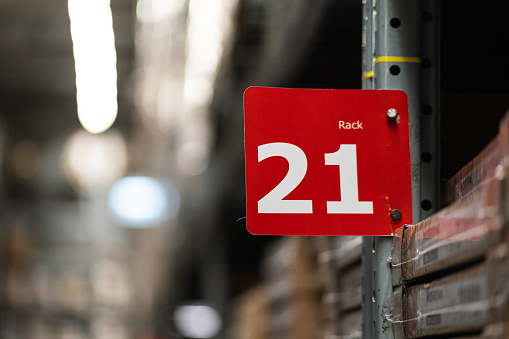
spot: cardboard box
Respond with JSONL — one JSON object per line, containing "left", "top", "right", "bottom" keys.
{"left": 229, "top": 285, "right": 269, "bottom": 339}
{"left": 392, "top": 286, "right": 404, "bottom": 338}
{"left": 290, "top": 295, "right": 319, "bottom": 339}
{"left": 392, "top": 226, "right": 404, "bottom": 286}
{"left": 402, "top": 178, "right": 500, "bottom": 282}
{"left": 403, "top": 245, "right": 507, "bottom": 338}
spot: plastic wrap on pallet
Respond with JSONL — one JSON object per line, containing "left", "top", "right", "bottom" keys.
{"left": 330, "top": 236, "right": 362, "bottom": 269}
{"left": 262, "top": 238, "right": 294, "bottom": 302}
{"left": 262, "top": 237, "right": 317, "bottom": 298}
{"left": 401, "top": 176, "right": 500, "bottom": 282}
{"left": 266, "top": 276, "right": 293, "bottom": 302}
{"left": 261, "top": 237, "right": 320, "bottom": 339}
{"left": 337, "top": 264, "right": 362, "bottom": 312}
{"left": 402, "top": 245, "right": 507, "bottom": 338}
{"left": 269, "top": 298, "right": 292, "bottom": 332}
{"left": 262, "top": 238, "right": 295, "bottom": 279}
{"left": 315, "top": 237, "right": 336, "bottom": 293}
{"left": 312, "top": 236, "right": 335, "bottom": 254}
{"left": 268, "top": 295, "right": 319, "bottom": 338}
{"left": 320, "top": 285, "right": 339, "bottom": 322}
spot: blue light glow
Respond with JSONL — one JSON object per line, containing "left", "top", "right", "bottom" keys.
{"left": 108, "top": 176, "right": 180, "bottom": 227}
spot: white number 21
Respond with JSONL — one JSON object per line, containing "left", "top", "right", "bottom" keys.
{"left": 257, "top": 142, "right": 373, "bottom": 214}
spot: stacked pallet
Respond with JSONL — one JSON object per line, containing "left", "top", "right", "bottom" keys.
{"left": 0, "top": 214, "right": 135, "bottom": 339}
{"left": 232, "top": 236, "right": 360, "bottom": 339}
{"left": 261, "top": 237, "right": 320, "bottom": 339}
{"left": 312, "top": 237, "right": 337, "bottom": 338}
{"left": 332, "top": 236, "right": 363, "bottom": 338}
{"left": 392, "top": 114, "right": 509, "bottom": 338}
{"left": 313, "top": 236, "right": 363, "bottom": 338}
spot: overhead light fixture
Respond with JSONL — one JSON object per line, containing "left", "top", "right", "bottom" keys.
{"left": 68, "top": 0, "right": 118, "bottom": 134}
{"left": 62, "top": 130, "right": 127, "bottom": 190}
{"left": 136, "top": 0, "right": 178, "bottom": 23}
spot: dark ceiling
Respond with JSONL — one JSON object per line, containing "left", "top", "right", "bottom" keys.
{"left": 0, "top": 0, "right": 136, "bottom": 202}
{"left": 0, "top": 0, "right": 136, "bottom": 144}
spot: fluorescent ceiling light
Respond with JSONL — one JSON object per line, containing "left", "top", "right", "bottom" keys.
{"left": 69, "top": 0, "right": 118, "bottom": 134}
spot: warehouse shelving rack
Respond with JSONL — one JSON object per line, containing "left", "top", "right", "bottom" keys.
{"left": 359, "top": 1, "right": 509, "bottom": 338}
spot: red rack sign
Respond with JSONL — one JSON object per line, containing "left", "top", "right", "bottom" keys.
{"left": 244, "top": 87, "right": 412, "bottom": 236}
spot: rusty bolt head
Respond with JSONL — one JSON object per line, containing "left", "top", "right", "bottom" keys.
{"left": 390, "top": 209, "right": 402, "bottom": 221}
{"left": 386, "top": 108, "right": 399, "bottom": 123}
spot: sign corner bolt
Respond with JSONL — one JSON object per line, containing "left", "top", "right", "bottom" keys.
{"left": 386, "top": 108, "right": 399, "bottom": 124}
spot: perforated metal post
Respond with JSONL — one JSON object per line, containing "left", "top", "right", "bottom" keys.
{"left": 361, "top": 0, "right": 439, "bottom": 338}
{"left": 419, "top": 0, "right": 440, "bottom": 219}
{"left": 361, "top": 1, "right": 374, "bottom": 338}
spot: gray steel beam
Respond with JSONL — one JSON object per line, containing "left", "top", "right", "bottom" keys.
{"left": 372, "top": 1, "right": 421, "bottom": 338}
{"left": 361, "top": 1, "right": 374, "bottom": 337}
{"left": 361, "top": 0, "right": 439, "bottom": 338}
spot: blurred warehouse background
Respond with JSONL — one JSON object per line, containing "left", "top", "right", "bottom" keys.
{"left": 0, "top": 0, "right": 508, "bottom": 338}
